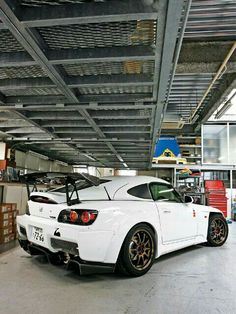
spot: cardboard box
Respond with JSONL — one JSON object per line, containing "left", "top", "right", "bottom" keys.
{"left": 0, "top": 211, "right": 13, "bottom": 220}
{"left": 0, "top": 233, "right": 15, "bottom": 244}
{"left": 12, "top": 204, "right": 17, "bottom": 211}
{"left": 0, "top": 219, "right": 13, "bottom": 228}
{"left": 0, "top": 203, "right": 13, "bottom": 213}
{"left": 0, "top": 226, "right": 13, "bottom": 236}
{"left": 0, "top": 210, "right": 17, "bottom": 228}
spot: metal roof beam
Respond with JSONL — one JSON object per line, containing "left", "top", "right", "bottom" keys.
{"left": 78, "top": 94, "right": 153, "bottom": 103}
{"left": 0, "top": 1, "right": 79, "bottom": 103}
{"left": 6, "top": 95, "right": 68, "bottom": 105}
{"left": 0, "top": 77, "right": 55, "bottom": 90}
{"left": 1, "top": 104, "right": 155, "bottom": 111}
{"left": 19, "top": 0, "right": 158, "bottom": 27}
{"left": 40, "top": 120, "right": 150, "bottom": 127}
{"left": 0, "top": 120, "right": 31, "bottom": 127}
{"left": 68, "top": 74, "right": 153, "bottom": 88}
{"left": 5, "top": 94, "right": 153, "bottom": 105}
{"left": 0, "top": 46, "right": 155, "bottom": 67}
{"left": 149, "top": 0, "right": 191, "bottom": 166}
{"left": 79, "top": 108, "right": 125, "bottom": 164}
{"left": 6, "top": 137, "right": 150, "bottom": 143}
{"left": 4, "top": 127, "right": 44, "bottom": 134}
{"left": 198, "top": 73, "right": 236, "bottom": 125}
{"left": 0, "top": 1, "right": 129, "bottom": 167}
{"left": 48, "top": 46, "right": 155, "bottom": 64}
{"left": 0, "top": 74, "right": 153, "bottom": 90}
{"left": 0, "top": 51, "right": 35, "bottom": 67}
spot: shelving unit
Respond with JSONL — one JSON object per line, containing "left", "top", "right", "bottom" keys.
{"left": 179, "top": 143, "right": 202, "bottom": 164}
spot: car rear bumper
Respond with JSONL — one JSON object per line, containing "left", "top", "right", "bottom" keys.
{"left": 17, "top": 214, "right": 116, "bottom": 265}
{"left": 18, "top": 239, "right": 115, "bottom": 275}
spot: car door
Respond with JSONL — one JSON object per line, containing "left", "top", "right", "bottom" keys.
{"left": 149, "top": 182, "right": 197, "bottom": 244}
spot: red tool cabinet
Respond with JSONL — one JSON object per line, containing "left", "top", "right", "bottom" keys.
{"left": 204, "top": 180, "right": 227, "bottom": 217}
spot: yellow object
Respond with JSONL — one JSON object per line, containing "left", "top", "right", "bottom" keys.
{"left": 179, "top": 168, "right": 192, "bottom": 175}
{"left": 160, "top": 148, "right": 176, "bottom": 158}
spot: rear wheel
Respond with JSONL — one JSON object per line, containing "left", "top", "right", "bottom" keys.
{"left": 207, "top": 214, "right": 228, "bottom": 246}
{"left": 116, "top": 224, "right": 156, "bottom": 277}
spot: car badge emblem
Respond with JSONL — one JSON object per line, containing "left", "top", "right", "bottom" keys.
{"left": 39, "top": 207, "right": 43, "bottom": 213}
{"left": 54, "top": 228, "right": 61, "bottom": 237}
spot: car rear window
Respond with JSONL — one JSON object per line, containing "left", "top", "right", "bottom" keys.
{"left": 127, "top": 184, "right": 151, "bottom": 200}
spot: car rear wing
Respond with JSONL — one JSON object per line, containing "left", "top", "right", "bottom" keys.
{"left": 20, "top": 172, "right": 100, "bottom": 206}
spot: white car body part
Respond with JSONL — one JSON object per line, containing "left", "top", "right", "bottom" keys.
{"left": 17, "top": 176, "right": 225, "bottom": 275}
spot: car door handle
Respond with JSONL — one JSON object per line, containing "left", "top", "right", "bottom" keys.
{"left": 163, "top": 210, "right": 171, "bottom": 213}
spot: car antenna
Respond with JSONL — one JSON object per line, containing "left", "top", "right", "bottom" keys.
{"left": 104, "top": 186, "right": 111, "bottom": 200}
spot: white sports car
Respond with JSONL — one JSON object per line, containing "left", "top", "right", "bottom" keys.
{"left": 17, "top": 172, "right": 228, "bottom": 277}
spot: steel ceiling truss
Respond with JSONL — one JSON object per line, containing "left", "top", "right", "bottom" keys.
{"left": 0, "top": 0, "right": 187, "bottom": 169}
{"left": 166, "top": 0, "right": 236, "bottom": 135}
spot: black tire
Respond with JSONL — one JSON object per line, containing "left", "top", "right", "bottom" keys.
{"left": 116, "top": 224, "right": 156, "bottom": 277}
{"left": 207, "top": 214, "right": 228, "bottom": 247}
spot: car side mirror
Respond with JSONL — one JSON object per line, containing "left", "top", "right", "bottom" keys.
{"left": 184, "top": 195, "right": 193, "bottom": 203}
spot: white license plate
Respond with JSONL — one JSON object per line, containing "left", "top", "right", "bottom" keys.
{"left": 32, "top": 227, "right": 44, "bottom": 243}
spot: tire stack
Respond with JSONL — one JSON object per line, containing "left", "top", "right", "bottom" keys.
{"left": 205, "top": 180, "right": 227, "bottom": 218}
{"left": 0, "top": 203, "right": 18, "bottom": 244}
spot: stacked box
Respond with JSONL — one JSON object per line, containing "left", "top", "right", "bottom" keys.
{"left": 0, "top": 203, "right": 18, "bottom": 244}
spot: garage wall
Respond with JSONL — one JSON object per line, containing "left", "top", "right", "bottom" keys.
{"left": 15, "top": 150, "right": 73, "bottom": 173}
{"left": 137, "top": 169, "right": 174, "bottom": 184}
{"left": 97, "top": 168, "right": 114, "bottom": 177}
{"left": 2, "top": 183, "right": 28, "bottom": 215}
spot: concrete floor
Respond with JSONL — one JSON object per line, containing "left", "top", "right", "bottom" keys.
{"left": 0, "top": 223, "right": 236, "bottom": 314}
{"left": 0, "top": 240, "right": 18, "bottom": 255}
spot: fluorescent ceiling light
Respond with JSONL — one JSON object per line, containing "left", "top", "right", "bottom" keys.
{"left": 215, "top": 89, "right": 236, "bottom": 119}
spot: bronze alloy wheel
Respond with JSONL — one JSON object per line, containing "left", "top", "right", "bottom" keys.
{"left": 116, "top": 223, "right": 156, "bottom": 276}
{"left": 207, "top": 215, "right": 228, "bottom": 247}
{"left": 128, "top": 228, "right": 154, "bottom": 271}
{"left": 209, "top": 217, "right": 227, "bottom": 244}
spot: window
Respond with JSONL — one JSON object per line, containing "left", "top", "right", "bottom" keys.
{"left": 150, "top": 183, "right": 183, "bottom": 203}
{"left": 127, "top": 184, "right": 152, "bottom": 200}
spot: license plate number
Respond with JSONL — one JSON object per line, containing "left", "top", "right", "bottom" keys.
{"left": 32, "top": 227, "right": 44, "bottom": 243}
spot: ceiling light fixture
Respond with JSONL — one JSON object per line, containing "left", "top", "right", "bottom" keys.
{"left": 215, "top": 90, "right": 236, "bottom": 119}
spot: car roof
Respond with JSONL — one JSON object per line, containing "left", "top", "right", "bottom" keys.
{"left": 101, "top": 176, "right": 170, "bottom": 199}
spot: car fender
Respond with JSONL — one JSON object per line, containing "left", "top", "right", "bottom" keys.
{"left": 103, "top": 203, "right": 161, "bottom": 263}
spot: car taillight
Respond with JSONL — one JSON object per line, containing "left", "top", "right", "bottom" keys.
{"left": 70, "top": 211, "right": 78, "bottom": 222}
{"left": 58, "top": 209, "right": 98, "bottom": 226}
{"left": 81, "top": 211, "right": 96, "bottom": 224}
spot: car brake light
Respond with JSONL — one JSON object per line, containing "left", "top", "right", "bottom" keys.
{"left": 58, "top": 209, "right": 98, "bottom": 226}
{"left": 80, "top": 211, "right": 97, "bottom": 224}
{"left": 70, "top": 211, "right": 78, "bottom": 222}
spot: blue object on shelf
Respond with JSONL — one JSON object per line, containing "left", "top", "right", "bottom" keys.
{"left": 154, "top": 136, "right": 180, "bottom": 157}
